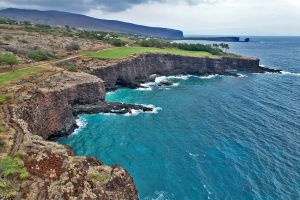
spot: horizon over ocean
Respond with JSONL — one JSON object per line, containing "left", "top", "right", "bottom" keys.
{"left": 56, "top": 36, "right": 300, "bottom": 200}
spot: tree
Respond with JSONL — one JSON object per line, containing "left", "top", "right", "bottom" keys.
{"left": 0, "top": 53, "right": 19, "bottom": 71}
{"left": 220, "top": 43, "right": 229, "bottom": 53}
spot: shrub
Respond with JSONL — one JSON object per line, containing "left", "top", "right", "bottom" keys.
{"left": 109, "top": 39, "right": 126, "bottom": 47}
{"left": 28, "top": 50, "right": 49, "bottom": 61}
{"left": 87, "top": 172, "right": 110, "bottom": 182}
{"left": 0, "top": 18, "right": 13, "bottom": 24}
{"left": 3, "top": 35, "right": 13, "bottom": 41}
{"left": 0, "top": 54, "right": 18, "bottom": 69}
{"left": 67, "top": 64, "right": 79, "bottom": 72}
{"left": 65, "top": 43, "right": 80, "bottom": 51}
{"left": 0, "top": 156, "right": 29, "bottom": 180}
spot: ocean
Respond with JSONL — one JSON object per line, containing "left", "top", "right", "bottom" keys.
{"left": 56, "top": 37, "right": 300, "bottom": 200}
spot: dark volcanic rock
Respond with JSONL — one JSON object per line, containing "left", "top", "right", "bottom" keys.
{"left": 86, "top": 53, "right": 280, "bottom": 90}
{"left": 73, "top": 102, "right": 153, "bottom": 115}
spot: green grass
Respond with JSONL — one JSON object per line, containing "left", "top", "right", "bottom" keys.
{"left": 87, "top": 172, "right": 110, "bottom": 183}
{"left": 0, "top": 94, "right": 11, "bottom": 105}
{"left": 0, "top": 156, "right": 29, "bottom": 180}
{"left": 0, "top": 156, "right": 28, "bottom": 198}
{"left": 82, "top": 47, "right": 217, "bottom": 59}
{"left": 0, "top": 66, "right": 45, "bottom": 86}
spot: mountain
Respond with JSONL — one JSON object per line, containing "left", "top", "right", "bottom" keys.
{"left": 0, "top": 8, "right": 183, "bottom": 39}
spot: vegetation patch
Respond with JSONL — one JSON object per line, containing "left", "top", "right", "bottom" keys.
{"left": 28, "top": 50, "right": 50, "bottom": 61}
{"left": 0, "top": 66, "right": 45, "bottom": 85}
{"left": 0, "top": 53, "right": 19, "bottom": 69}
{"left": 67, "top": 64, "right": 79, "bottom": 72}
{"left": 0, "top": 156, "right": 29, "bottom": 180}
{"left": 0, "top": 156, "right": 29, "bottom": 198}
{"left": 0, "top": 94, "right": 12, "bottom": 105}
{"left": 65, "top": 43, "right": 80, "bottom": 51}
{"left": 87, "top": 171, "right": 110, "bottom": 183}
{"left": 0, "top": 179, "right": 17, "bottom": 198}
{"left": 82, "top": 47, "right": 216, "bottom": 59}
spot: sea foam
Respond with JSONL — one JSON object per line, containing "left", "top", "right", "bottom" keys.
{"left": 73, "top": 117, "right": 87, "bottom": 135}
{"left": 281, "top": 71, "right": 300, "bottom": 77}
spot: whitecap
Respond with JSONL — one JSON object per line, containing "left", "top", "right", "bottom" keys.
{"left": 281, "top": 71, "right": 300, "bottom": 77}
{"left": 188, "top": 152, "right": 200, "bottom": 158}
{"left": 143, "top": 191, "right": 174, "bottom": 200}
{"left": 136, "top": 87, "right": 153, "bottom": 91}
{"left": 141, "top": 104, "right": 162, "bottom": 114}
{"left": 124, "top": 104, "right": 162, "bottom": 117}
{"left": 72, "top": 117, "right": 87, "bottom": 135}
{"left": 237, "top": 73, "right": 248, "bottom": 78}
{"left": 124, "top": 109, "right": 143, "bottom": 117}
{"left": 197, "top": 74, "right": 218, "bottom": 79}
{"left": 165, "top": 75, "right": 191, "bottom": 80}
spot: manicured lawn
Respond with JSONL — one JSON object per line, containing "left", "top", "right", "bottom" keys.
{"left": 0, "top": 66, "right": 45, "bottom": 85}
{"left": 82, "top": 47, "right": 217, "bottom": 59}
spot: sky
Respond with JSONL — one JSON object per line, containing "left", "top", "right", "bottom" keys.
{"left": 1, "top": 0, "right": 300, "bottom": 36}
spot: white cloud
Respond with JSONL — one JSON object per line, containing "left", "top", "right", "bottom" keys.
{"left": 87, "top": 0, "right": 300, "bottom": 36}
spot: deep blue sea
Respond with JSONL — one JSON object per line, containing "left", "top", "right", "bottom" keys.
{"left": 56, "top": 37, "right": 300, "bottom": 200}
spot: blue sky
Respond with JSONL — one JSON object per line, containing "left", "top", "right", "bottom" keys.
{"left": 1, "top": 0, "right": 299, "bottom": 35}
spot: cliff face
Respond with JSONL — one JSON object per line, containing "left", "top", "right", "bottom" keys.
{"left": 6, "top": 70, "right": 138, "bottom": 199}
{"left": 4, "top": 53, "right": 278, "bottom": 199}
{"left": 86, "top": 54, "right": 271, "bottom": 90}
{"left": 16, "top": 72, "right": 105, "bottom": 139}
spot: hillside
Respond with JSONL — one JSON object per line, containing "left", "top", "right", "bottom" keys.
{"left": 0, "top": 8, "right": 183, "bottom": 39}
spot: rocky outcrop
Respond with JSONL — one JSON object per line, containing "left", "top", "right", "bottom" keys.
{"left": 72, "top": 53, "right": 280, "bottom": 90}
{"left": 4, "top": 70, "right": 139, "bottom": 199}
{"left": 16, "top": 72, "right": 105, "bottom": 139}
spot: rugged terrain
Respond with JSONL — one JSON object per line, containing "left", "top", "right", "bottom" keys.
{"left": 0, "top": 23, "right": 281, "bottom": 199}
{"left": 0, "top": 68, "right": 139, "bottom": 199}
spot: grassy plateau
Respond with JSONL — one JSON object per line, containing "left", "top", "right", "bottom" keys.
{"left": 82, "top": 47, "right": 217, "bottom": 59}
{"left": 0, "top": 66, "right": 45, "bottom": 86}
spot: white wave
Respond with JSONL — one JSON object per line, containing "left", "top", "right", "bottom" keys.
{"left": 136, "top": 87, "right": 153, "bottom": 91}
{"left": 101, "top": 112, "right": 117, "bottom": 116}
{"left": 281, "top": 71, "right": 300, "bottom": 77}
{"left": 124, "top": 109, "right": 143, "bottom": 117}
{"left": 137, "top": 75, "right": 185, "bottom": 91}
{"left": 188, "top": 152, "right": 199, "bottom": 158}
{"left": 237, "top": 73, "right": 248, "bottom": 78}
{"left": 197, "top": 74, "right": 218, "bottom": 79}
{"left": 141, "top": 104, "right": 162, "bottom": 114}
{"left": 72, "top": 117, "right": 87, "bottom": 135}
{"left": 124, "top": 104, "right": 162, "bottom": 116}
{"left": 203, "top": 184, "right": 213, "bottom": 198}
{"left": 155, "top": 76, "right": 168, "bottom": 83}
{"left": 165, "top": 75, "right": 191, "bottom": 80}
{"left": 143, "top": 191, "right": 174, "bottom": 200}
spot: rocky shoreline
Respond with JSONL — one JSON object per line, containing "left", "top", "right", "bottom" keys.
{"left": 2, "top": 53, "right": 281, "bottom": 199}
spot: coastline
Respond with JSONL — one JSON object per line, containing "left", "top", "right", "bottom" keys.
{"left": 2, "top": 53, "right": 281, "bottom": 199}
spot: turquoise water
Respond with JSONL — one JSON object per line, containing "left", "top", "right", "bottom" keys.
{"left": 56, "top": 37, "right": 300, "bottom": 200}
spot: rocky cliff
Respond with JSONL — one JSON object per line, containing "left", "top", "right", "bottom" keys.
{"left": 66, "top": 53, "right": 279, "bottom": 90}
{"left": 1, "top": 70, "right": 138, "bottom": 199}
{"left": 1, "top": 53, "right": 280, "bottom": 199}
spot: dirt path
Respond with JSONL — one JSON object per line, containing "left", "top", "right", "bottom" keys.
{"left": 2, "top": 104, "right": 24, "bottom": 156}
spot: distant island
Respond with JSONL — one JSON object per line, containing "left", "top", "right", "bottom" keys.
{"left": 180, "top": 36, "right": 250, "bottom": 42}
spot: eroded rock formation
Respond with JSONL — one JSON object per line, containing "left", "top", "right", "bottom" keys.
{"left": 59, "top": 53, "right": 280, "bottom": 90}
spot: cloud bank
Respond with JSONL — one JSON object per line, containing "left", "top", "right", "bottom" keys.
{"left": 0, "top": 0, "right": 222, "bottom": 12}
